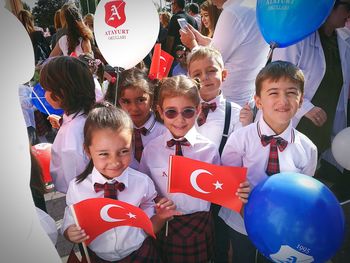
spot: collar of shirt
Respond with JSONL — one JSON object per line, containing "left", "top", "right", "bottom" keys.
{"left": 91, "top": 167, "right": 129, "bottom": 190}
{"left": 62, "top": 111, "right": 85, "bottom": 126}
{"left": 201, "top": 92, "right": 224, "bottom": 106}
{"left": 134, "top": 112, "right": 157, "bottom": 133}
{"left": 164, "top": 126, "right": 197, "bottom": 147}
{"left": 258, "top": 114, "right": 296, "bottom": 144}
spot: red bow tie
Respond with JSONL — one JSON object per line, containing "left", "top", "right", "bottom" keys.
{"left": 167, "top": 138, "right": 190, "bottom": 156}
{"left": 197, "top": 102, "right": 217, "bottom": 126}
{"left": 94, "top": 181, "right": 125, "bottom": 199}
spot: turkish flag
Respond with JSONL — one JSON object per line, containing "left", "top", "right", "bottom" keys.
{"left": 149, "top": 43, "right": 174, "bottom": 80}
{"left": 72, "top": 198, "right": 156, "bottom": 245}
{"left": 168, "top": 156, "right": 247, "bottom": 213}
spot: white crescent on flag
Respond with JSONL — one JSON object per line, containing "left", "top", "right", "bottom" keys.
{"left": 100, "top": 204, "right": 126, "bottom": 223}
{"left": 190, "top": 169, "right": 212, "bottom": 194}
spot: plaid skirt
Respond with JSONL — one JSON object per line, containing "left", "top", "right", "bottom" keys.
{"left": 157, "top": 211, "right": 214, "bottom": 263}
{"left": 87, "top": 237, "right": 162, "bottom": 263}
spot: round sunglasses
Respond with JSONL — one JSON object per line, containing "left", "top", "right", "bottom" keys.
{"left": 163, "top": 107, "right": 196, "bottom": 119}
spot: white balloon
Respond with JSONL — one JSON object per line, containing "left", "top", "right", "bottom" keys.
{"left": 0, "top": 7, "right": 60, "bottom": 262}
{"left": 94, "top": 0, "right": 159, "bottom": 69}
{"left": 331, "top": 127, "right": 350, "bottom": 170}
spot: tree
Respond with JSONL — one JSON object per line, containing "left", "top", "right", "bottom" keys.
{"left": 32, "top": 0, "right": 65, "bottom": 28}
{"left": 22, "top": 1, "right": 31, "bottom": 11}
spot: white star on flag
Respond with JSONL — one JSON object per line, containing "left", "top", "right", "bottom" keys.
{"left": 213, "top": 180, "right": 223, "bottom": 190}
{"left": 127, "top": 212, "right": 136, "bottom": 219}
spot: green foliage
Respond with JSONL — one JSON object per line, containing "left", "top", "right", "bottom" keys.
{"left": 32, "top": 0, "right": 65, "bottom": 28}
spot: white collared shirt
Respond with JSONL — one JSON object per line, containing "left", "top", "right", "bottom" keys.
{"left": 219, "top": 115, "right": 317, "bottom": 234}
{"left": 211, "top": 0, "right": 269, "bottom": 106}
{"left": 139, "top": 127, "right": 220, "bottom": 215}
{"left": 130, "top": 113, "right": 167, "bottom": 170}
{"left": 50, "top": 112, "right": 89, "bottom": 193}
{"left": 195, "top": 94, "right": 242, "bottom": 147}
{"left": 62, "top": 167, "right": 157, "bottom": 261}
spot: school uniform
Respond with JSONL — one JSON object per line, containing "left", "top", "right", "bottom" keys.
{"left": 196, "top": 93, "right": 242, "bottom": 147}
{"left": 139, "top": 127, "right": 220, "bottom": 262}
{"left": 62, "top": 167, "right": 160, "bottom": 262}
{"left": 130, "top": 113, "right": 167, "bottom": 170}
{"left": 219, "top": 115, "right": 317, "bottom": 262}
{"left": 50, "top": 112, "right": 89, "bottom": 194}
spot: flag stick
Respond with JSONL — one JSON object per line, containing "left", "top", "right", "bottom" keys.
{"left": 31, "top": 88, "right": 51, "bottom": 116}
{"left": 165, "top": 221, "right": 169, "bottom": 237}
{"left": 70, "top": 205, "right": 92, "bottom": 263}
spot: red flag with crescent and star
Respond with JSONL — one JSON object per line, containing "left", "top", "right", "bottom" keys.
{"left": 105, "top": 0, "right": 126, "bottom": 29}
{"left": 148, "top": 43, "right": 174, "bottom": 80}
{"left": 72, "top": 198, "right": 155, "bottom": 245}
{"left": 168, "top": 155, "right": 247, "bottom": 213}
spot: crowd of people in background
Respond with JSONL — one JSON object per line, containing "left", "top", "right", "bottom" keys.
{"left": 16, "top": 0, "right": 350, "bottom": 262}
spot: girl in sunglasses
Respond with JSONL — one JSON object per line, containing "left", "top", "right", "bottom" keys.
{"left": 139, "top": 75, "right": 250, "bottom": 262}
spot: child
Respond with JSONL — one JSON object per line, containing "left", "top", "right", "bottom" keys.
{"left": 105, "top": 67, "right": 166, "bottom": 170}
{"left": 62, "top": 102, "right": 178, "bottom": 262}
{"left": 187, "top": 45, "right": 253, "bottom": 262}
{"left": 40, "top": 56, "right": 96, "bottom": 193}
{"left": 139, "top": 75, "right": 250, "bottom": 262}
{"left": 220, "top": 61, "right": 318, "bottom": 263}
{"left": 188, "top": 46, "right": 252, "bottom": 154}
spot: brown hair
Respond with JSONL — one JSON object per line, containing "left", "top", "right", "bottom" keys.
{"left": 200, "top": 1, "right": 221, "bottom": 37}
{"left": 104, "top": 67, "right": 155, "bottom": 107}
{"left": 54, "top": 9, "right": 62, "bottom": 30}
{"left": 157, "top": 75, "right": 201, "bottom": 108}
{"left": 76, "top": 101, "right": 133, "bottom": 183}
{"left": 187, "top": 45, "right": 224, "bottom": 71}
{"left": 159, "top": 11, "right": 172, "bottom": 28}
{"left": 62, "top": 3, "right": 93, "bottom": 54}
{"left": 17, "top": 10, "right": 35, "bottom": 34}
{"left": 255, "top": 60, "right": 305, "bottom": 96}
{"left": 39, "top": 56, "right": 96, "bottom": 116}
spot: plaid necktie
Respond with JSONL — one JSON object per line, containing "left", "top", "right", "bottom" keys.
{"left": 94, "top": 181, "right": 125, "bottom": 199}
{"left": 197, "top": 102, "right": 217, "bottom": 126}
{"left": 134, "top": 127, "right": 148, "bottom": 162}
{"left": 261, "top": 135, "right": 288, "bottom": 176}
{"left": 167, "top": 138, "right": 190, "bottom": 156}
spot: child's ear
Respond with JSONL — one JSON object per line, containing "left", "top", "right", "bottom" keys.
{"left": 156, "top": 105, "right": 164, "bottom": 120}
{"left": 254, "top": 95, "right": 262, "bottom": 110}
{"left": 298, "top": 95, "right": 303, "bottom": 108}
{"left": 84, "top": 144, "right": 91, "bottom": 158}
{"left": 222, "top": 69, "right": 228, "bottom": 81}
{"left": 196, "top": 104, "right": 201, "bottom": 115}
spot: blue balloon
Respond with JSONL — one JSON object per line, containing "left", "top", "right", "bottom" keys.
{"left": 257, "top": 0, "right": 335, "bottom": 48}
{"left": 244, "top": 173, "right": 345, "bottom": 262}
{"left": 31, "top": 83, "right": 64, "bottom": 116}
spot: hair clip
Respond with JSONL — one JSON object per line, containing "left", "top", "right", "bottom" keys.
{"left": 110, "top": 77, "right": 117, "bottom": 84}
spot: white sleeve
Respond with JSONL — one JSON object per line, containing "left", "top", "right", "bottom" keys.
{"left": 50, "top": 148, "right": 88, "bottom": 194}
{"left": 211, "top": 11, "right": 247, "bottom": 64}
{"left": 301, "top": 143, "right": 318, "bottom": 177}
{"left": 139, "top": 177, "right": 157, "bottom": 218}
{"left": 221, "top": 131, "right": 244, "bottom": 167}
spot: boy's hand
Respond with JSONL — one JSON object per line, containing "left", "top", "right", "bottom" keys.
{"left": 236, "top": 181, "right": 250, "bottom": 204}
{"left": 64, "top": 224, "right": 89, "bottom": 244}
{"left": 47, "top": 114, "right": 62, "bottom": 129}
{"left": 239, "top": 103, "right": 253, "bottom": 126}
{"left": 155, "top": 197, "right": 182, "bottom": 221}
{"left": 305, "top": 106, "right": 327, "bottom": 127}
